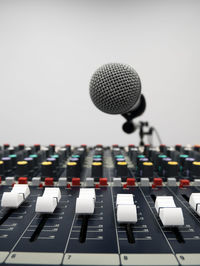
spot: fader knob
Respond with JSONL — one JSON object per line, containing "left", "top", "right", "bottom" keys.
{"left": 16, "top": 161, "right": 29, "bottom": 176}
{"left": 166, "top": 161, "right": 179, "bottom": 177}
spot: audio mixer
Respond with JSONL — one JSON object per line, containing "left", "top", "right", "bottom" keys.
{"left": 0, "top": 144, "right": 200, "bottom": 266}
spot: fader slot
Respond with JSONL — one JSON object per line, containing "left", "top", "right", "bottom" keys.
{"left": 170, "top": 227, "right": 185, "bottom": 243}
{"left": 125, "top": 223, "right": 135, "bottom": 243}
{"left": 79, "top": 214, "right": 89, "bottom": 243}
{"left": 0, "top": 209, "right": 15, "bottom": 225}
{"left": 30, "top": 214, "right": 49, "bottom": 242}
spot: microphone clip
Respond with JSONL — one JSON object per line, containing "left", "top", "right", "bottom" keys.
{"left": 121, "top": 94, "right": 146, "bottom": 134}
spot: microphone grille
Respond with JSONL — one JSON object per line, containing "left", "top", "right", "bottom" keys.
{"left": 89, "top": 63, "right": 141, "bottom": 114}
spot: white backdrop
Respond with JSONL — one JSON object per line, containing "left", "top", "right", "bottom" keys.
{"left": 0, "top": 0, "right": 200, "bottom": 146}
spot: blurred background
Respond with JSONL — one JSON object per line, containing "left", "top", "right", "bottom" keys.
{"left": 0, "top": 0, "right": 199, "bottom": 146}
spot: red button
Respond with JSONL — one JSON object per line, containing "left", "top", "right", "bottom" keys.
{"left": 126, "top": 178, "right": 135, "bottom": 186}
{"left": 0, "top": 176, "right": 1, "bottom": 184}
{"left": 99, "top": 178, "right": 107, "bottom": 186}
{"left": 179, "top": 179, "right": 190, "bottom": 188}
{"left": 152, "top": 178, "right": 162, "bottom": 188}
{"left": 45, "top": 177, "right": 54, "bottom": 186}
{"left": 18, "top": 177, "right": 28, "bottom": 184}
{"left": 128, "top": 144, "right": 135, "bottom": 147}
{"left": 72, "top": 178, "right": 80, "bottom": 186}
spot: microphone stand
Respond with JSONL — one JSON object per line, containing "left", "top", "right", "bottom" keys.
{"left": 138, "top": 122, "right": 154, "bottom": 146}
{"left": 121, "top": 95, "right": 154, "bottom": 146}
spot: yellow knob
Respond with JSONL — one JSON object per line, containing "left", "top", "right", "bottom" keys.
{"left": 143, "top": 162, "right": 153, "bottom": 166}
{"left": 0, "top": 161, "right": 3, "bottom": 165}
{"left": 41, "top": 161, "right": 52, "bottom": 166}
{"left": 168, "top": 161, "right": 178, "bottom": 166}
{"left": 117, "top": 162, "right": 127, "bottom": 166}
{"left": 193, "top": 162, "right": 200, "bottom": 166}
{"left": 17, "top": 161, "right": 28, "bottom": 166}
{"left": 67, "top": 162, "right": 77, "bottom": 166}
{"left": 92, "top": 162, "right": 102, "bottom": 166}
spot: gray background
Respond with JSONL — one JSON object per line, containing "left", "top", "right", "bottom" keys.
{"left": 0, "top": 0, "right": 199, "bottom": 146}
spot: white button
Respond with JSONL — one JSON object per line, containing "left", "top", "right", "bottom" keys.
{"left": 116, "top": 194, "right": 134, "bottom": 205}
{"left": 113, "top": 178, "right": 121, "bottom": 187}
{"left": 194, "top": 179, "right": 200, "bottom": 186}
{"left": 140, "top": 178, "right": 150, "bottom": 187}
{"left": 5, "top": 177, "right": 15, "bottom": 186}
{"left": 32, "top": 177, "right": 41, "bottom": 186}
{"left": 35, "top": 188, "right": 61, "bottom": 213}
{"left": 117, "top": 204, "right": 137, "bottom": 223}
{"left": 85, "top": 177, "right": 94, "bottom": 187}
{"left": 167, "top": 178, "right": 177, "bottom": 187}
{"left": 58, "top": 177, "right": 67, "bottom": 187}
{"left": 1, "top": 184, "right": 30, "bottom": 208}
{"left": 159, "top": 207, "right": 184, "bottom": 226}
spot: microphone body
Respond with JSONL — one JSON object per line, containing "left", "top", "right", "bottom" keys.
{"left": 89, "top": 63, "right": 142, "bottom": 115}
{"left": 89, "top": 63, "right": 146, "bottom": 134}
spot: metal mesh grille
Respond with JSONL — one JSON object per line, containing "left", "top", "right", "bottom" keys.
{"left": 89, "top": 63, "right": 141, "bottom": 114}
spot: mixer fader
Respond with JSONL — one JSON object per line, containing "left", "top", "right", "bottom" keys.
{"left": 0, "top": 144, "right": 200, "bottom": 265}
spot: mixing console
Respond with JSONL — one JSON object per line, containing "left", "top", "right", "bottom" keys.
{"left": 0, "top": 144, "right": 200, "bottom": 265}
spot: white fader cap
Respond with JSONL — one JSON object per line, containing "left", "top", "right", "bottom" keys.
{"left": 35, "top": 188, "right": 61, "bottom": 213}
{"left": 189, "top": 193, "right": 200, "bottom": 216}
{"left": 116, "top": 194, "right": 137, "bottom": 223}
{"left": 75, "top": 188, "right": 96, "bottom": 215}
{"left": 1, "top": 184, "right": 30, "bottom": 208}
{"left": 155, "top": 196, "right": 184, "bottom": 226}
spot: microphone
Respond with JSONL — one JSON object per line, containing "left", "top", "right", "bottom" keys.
{"left": 89, "top": 63, "right": 146, "bottom": 133}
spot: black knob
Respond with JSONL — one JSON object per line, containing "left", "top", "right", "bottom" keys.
{"left": 16, "top": 161, "right": 29, "bottom": 176}
{"left": 116, "top": 162, "right": 128, "bottom": 177}
{"left": 41, "top": 161, "right": 54, "bottom": 177}
{"left": 67, "top": 162, "right": 79, "bottom": 179}
{"left": 165, "top": 161, "right": 178, "bottom": 177}
{"left": 192, "top": 162, "right": 200, "bottom": 177}
{"left": 141, "top": 162, "right": 153, "bottom": 177}
{"left": 91, "top": 162, "right": 103, "bottom": 178}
